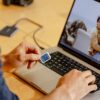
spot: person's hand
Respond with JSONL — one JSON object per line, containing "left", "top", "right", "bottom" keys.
{"left": 5, "top": 41, "right": 41, "bottom": 69}
{"left": 57, "top": 69, "right": 97, "bottom": 100}
{"left": 40, "top": 69, "right": 97, "bottom": 100}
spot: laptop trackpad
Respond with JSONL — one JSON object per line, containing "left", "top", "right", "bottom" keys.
{"left": 82, "top": 91, "right": 100, "bottom": 100}
{"left": 18, "top": 63, "right": 61, "bottom": 94}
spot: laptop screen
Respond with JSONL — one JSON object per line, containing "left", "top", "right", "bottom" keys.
{"left": 58, "top": 0, "right": 100, "bottom": 68}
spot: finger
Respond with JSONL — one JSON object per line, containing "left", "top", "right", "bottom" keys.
{"left": 17, "top": 46, "right": 25, "bottom": 54}
{"left": 19, "top": 41, "right": 40, "bottom": 53}
{"left": 88, "top": 84, "right": 97, "bottom": 92}
{"left": 85, "top": 75, "right": 96, "bottom": 84}
{"left": 24, "top": 54, "right": 40, "bottom": 61}
{"left": 24, "top": 42, "right": 41, "bottom": 55}
{"left": 80, "top": 84, "right": 97, "bottom": 99}
{"left": 81, "top": 70, "right": 92, "bottom": 78}
{"left": 27, "top": 61, "right": 37, "bottom": 69}
{"left": 27, "top": 61, "right": 32, "bottom": 69}
{"left": 68, "top": 69, "right": 81, "bottom": 75}
{"left": 33, "top": 46, "right": 41, "bottom": 55}
{"left": 69, "top": 69, "right": 81, "bottom": 73}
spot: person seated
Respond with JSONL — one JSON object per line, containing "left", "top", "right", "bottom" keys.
{"left": 0, "top": 41, "right": 97, "bottom": 100}
{"left": 90, "top": 16, "right": 100, "bottom": 61}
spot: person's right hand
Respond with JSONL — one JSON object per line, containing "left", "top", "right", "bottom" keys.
{"left": 57, "top": 69, "right": 97, "bottom": 100}
{"left": 5, "top": 41, "right": 41, "bottom": 69}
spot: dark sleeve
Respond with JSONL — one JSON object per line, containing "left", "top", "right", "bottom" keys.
{"left": 0, "top": 70, "right": 19, "bottom": 100}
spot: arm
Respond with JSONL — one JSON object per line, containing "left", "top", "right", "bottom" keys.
{"left": 39, "top": 85, "right": 72, "bottom": 100}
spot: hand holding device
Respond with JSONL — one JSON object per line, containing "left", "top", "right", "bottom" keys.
{"left": 5, "top": 41, "right": 41, "bottom": 69}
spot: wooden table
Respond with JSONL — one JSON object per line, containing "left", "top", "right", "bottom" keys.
{"left": 0, "top": 0, "right": 74, "bottom": 99}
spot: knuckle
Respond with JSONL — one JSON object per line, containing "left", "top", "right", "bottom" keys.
{"left": 30, "top": 55, "right": 34, "bottom": 60}
{"left": 94, "top": 85, "right": 97, "bottom": 90}
{"left": 87, "top": 70, "right": 92, "bottom": 75}
{"left": 91, "top": 85, "right": 97, "bottom": 90}
{"left": 72, "top": 69, "right": 81, "bottom": 74}
{"left": 92, "top": 75, "right": 96, "bottom": 80}
{"left": 18, "top": 48, "right": 24, "bottom": 54}
{"left": 72, "top": 69, "right": 78, "bottom": 72}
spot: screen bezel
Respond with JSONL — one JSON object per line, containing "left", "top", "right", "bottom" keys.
{"left": 58, "top": 0, "right": 100, "bottom": 69}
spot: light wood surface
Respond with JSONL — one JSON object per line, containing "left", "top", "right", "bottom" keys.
{"left": 0, "top": 0, "right": 74, "bottom": 100}
{"left": 0, "top": 0, "right": 73, "bottom": 55}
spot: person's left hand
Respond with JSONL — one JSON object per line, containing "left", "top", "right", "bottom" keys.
{"left": 5, "top": 41, "right": 41, "bottom": 69}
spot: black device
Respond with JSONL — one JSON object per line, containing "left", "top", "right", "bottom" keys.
{"left": 2, "top": 0, "right": 33, "bottom": 6}
{"left": 0, "top": 26, "right": 17, "bottom": 37}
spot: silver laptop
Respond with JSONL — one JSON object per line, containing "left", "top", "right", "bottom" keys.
{"left": 14, "top": 0, "right": 100, "bottom": 99}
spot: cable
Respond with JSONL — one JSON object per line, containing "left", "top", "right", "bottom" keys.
{"left": 33, "top": 27, "right": 44, "bottom": 50}
{"left": 12, "top": 18, "right": 44, "bottom": 49}
{"left": 12, "top": 18, "right": 42, "bottom": 28}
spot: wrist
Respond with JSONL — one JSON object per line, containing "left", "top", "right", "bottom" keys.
{"left": 58, "top": 84, "right": 80, "bottom": 100}
{"left": 49, "top": 84, "right": 74, "bottom": 100}
{"left": 58, "top": 84, "right": 73, "bottom": 100}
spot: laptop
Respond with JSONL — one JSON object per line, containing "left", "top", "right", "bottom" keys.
{"left": 14, "top": 0, "right": 100, "bottom": 99}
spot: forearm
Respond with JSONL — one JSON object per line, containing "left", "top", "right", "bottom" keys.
{"left": 40, "top": 85, "right": 74, "bottom": 100}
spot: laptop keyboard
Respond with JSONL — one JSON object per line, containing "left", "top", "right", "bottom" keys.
{"left": 41, "top": 51, "right": 100, "bottom": 91}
